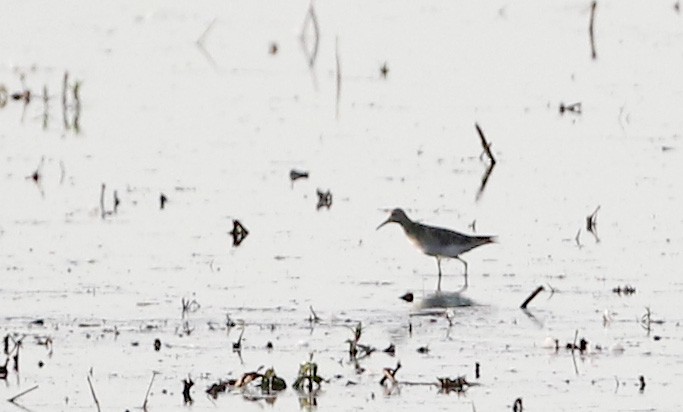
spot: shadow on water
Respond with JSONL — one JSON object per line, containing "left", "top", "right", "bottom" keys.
{"left": 418, "top": 291, "right": 475, "bottom": 309}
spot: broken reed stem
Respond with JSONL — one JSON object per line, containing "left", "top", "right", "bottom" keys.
{"left": 301, "top": 2, "right": 320, "bottom": 67}
{"left": 86, "top": 375, "right": 101, "bottom": 412}
{"left": 142, "top": 371, "right": 159, "bottom": 409}
{"left": 196, "top": 18, "right": 217, "bottom": 47}
{"left": 7, "top": 384, "right": 39, "bottom": 403}
{"left": 474, "top": 123, "right": 496, "bottom": 166}
{"left": 335, "top": 36, "right": 341, "bottom": 120}
{"left": 589, "top": 1, "right": 597, "bottom": 60}
{"left": 520, "top": 285, "right": 545, "bottom": 309}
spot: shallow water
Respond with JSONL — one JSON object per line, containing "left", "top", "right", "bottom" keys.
{"left": 1, "top": 0, "right": 683, "bottom": 410}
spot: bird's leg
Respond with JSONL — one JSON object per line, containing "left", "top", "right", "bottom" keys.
{"left": 435, "top": 257, "right": 442, "bottom": 292}
{"left": 456, "top": 257, "right": 468, "bottom": 289}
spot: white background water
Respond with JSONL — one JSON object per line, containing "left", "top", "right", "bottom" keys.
{"left": 1, "top": 0, "right": 682, "bottom": 410}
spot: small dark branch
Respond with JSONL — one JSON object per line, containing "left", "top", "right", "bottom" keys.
{"left": 230, "top": 219, "right": 249, "bottom": 246}
{"left": 512, "top": 397, "right": 523, "bottom": 412}
{"left": 113, "top": 190, "right": 120, "bottom": 214}
{"left": 475, "top": 123, "right": 496, "bottom": 166}
{"left": 380, "top": 62, "right": 389, "bottom": 79}
{"left": 559, "top": 102, "right": 582, "bottom": 115}
{"left": 160, "top": 193, "right": 168, "bottom": 210}
{"left": 290, "top": 169, "right": 309, "bottom": 182}
{"left": 475, "top": 362, "right": 480, "bottom": 379}
{"left": 7, "top": 385, "right": 38, "bottom": 404}
{"left": 142, "top": 371, "right": 159, "bottom": 410}
{"left": 586, "top": 205, "right": 600, "bottom": 241}
{"left": 308, "top": 306, "right": 321, "bottom": 323}
{"left": 335, "top": 36, "right": 341, "bottom": 120}
{"left": 87, "top": 375, "right": 101, "bottom": 412}
{"left": 638, "top": 375, "right": 646, "bottom": 392}
{"left": 589, "top": 1, "right": 597, "bottom": 60}
{"left": 233, "top": 327, "right": 245, "bottom": 352}
{"left": 316, "top": 189, "right": 332, "bottom": 210}
{"left": 182, "top": 376, "right": 194, "bottom": 404}
{"left": 520, "top": 285, "right": 545, "bottom": 309}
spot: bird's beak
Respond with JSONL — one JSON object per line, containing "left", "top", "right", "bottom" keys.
{"left": 376, "top": 218, "right": 391, "bottom": 230}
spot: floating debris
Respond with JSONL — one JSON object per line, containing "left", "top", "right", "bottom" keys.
{"left": 153, "top": 338, "right": 161, "bottom": 352}
{"left": 437, "top": 375, "right": 474, "bottom": 393}
{"left": 559, "top": 102, "right": 582, "bottom": 115}
{"left": 416, "top": 345, "right": 429, "bottom": 354}
{"left": 399, "top": 292, "right": 414, "bottom": 303}
{"left": 475, "top": 362, "right": 480, "bottom": 379}
{"left": 269, "top": 42, "right": 279, "bottom": 55}
{"left": 639, "top": 375, "right": 646, "bottom": 392}
{"left": 182, "top": 377, "right": 194, "bottom": 404}
{"left": 520, "top": 285, "right": 544, "bottom": 309}
{"left": 230, "top": 219, "right": 249, "bottom": 246}
{"left": 160, "top": 193, "right": 168, "bottom": 210}
{"left": 290, "top": 169, "right": 309, "bottom": 181}
{"left": 513, "top": 397, "right": 523, "bottom": 412}
{"left": 612, "top": 285, "right": 636, "bottom": 295}
{"left": 316, "top": 189, "right": 332, "bottom": 210}
{"left": 380, "top": 62, "right": 389, "bottom": 79}
{"left": 382, "top": 343, "right": 396, "bottom": 356}
{"left": 260, "top": 368, "right": 287, "bottom": 393}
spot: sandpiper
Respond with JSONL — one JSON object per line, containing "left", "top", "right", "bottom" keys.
{"left": 377, "top": 208, "right": 495, "bottom": 290}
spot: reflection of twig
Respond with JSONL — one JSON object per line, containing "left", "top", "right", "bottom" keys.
{"left": 475, "top": 162, "right": 495, "bottom": 201}
{"left": 62, "top": 72, "right": 69, "bottom": 130}
{"left": 575, "top": 228, "right": 582, "bottom": 248}
{"left": 195, "top": 18, "right": 218, "bottom": 69}
{"left": 571, "top": 329, "right": 579, "bottom": 375}
{"left": 335, "top": 36, "right": 341, "bottom": 119}
{"left": 589, "top": 1, "right": 597, "bottom": 60}
{"left": 586, "top": 205, "right": 600, "bottom": 242}
{"left": 300, "top": 2, "right": 320, "bottom": 68}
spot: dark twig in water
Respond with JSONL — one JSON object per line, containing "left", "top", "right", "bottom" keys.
{"left": 612, "top": 285, "right": 636, "bottom": 295}
{"left": 72, "top": 81, "right": 81, "bottom": 133}
{"left": 142, "top": 371, "right": 159, "bottom": 410}
{"left": 639, "top": 375, "right": 646, "bottom": 392}
{"left": 589, "top": 1, "right": 597, "bottom": 60}
{"left": 86, "top": 375, "right": 101, "bottom": 412}
{"left": 7, "top": 385, "right": 38, "bottom": 404}
{"left": 159, "top": 193, "right": 168, "bottom": 210}
{"left": 290, "top": 169, "right": 309, "bottom": 182}
{"left": 475, "top": 123, "right": 496, "bottom": 166}
{"left": 437, "top": 375, "right": 477, "bottom": 393}
{"left": 586, "top": 205, "right": 600, "bottom": 242}
{"left": 233, "top": 327, "right": 245, "bottom": 352}
{"left": 316, "top": 189, "right": 332, "bottom": 210}
{"left": 230, "top": 219, "right": 249, "bottom": 246}
{"left": 559, "top": 102, "right": 582, "bottom": 115}
{"left": 520, "top": 285, "right": 545, "bottom": 309}
{"left": 182, "top": 376, "right": 194, "bottom": 404}
{"left": 380, "top": 62, "right": 389, "bottom": 79}
{"left": 308, "top": 306, "right": 321, "bottom": 324}
{"left": 475, "top": 362, "right": 480, "bottom": 379}
{"left": 474, "top": 123, "right": 496, "bottom": 201}
{"left": 513, "top": 397, "right": 523, "bottom": 412}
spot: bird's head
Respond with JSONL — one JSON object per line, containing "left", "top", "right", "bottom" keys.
{"left": 376, "top": 208, "right": 410, "bottom": 230}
